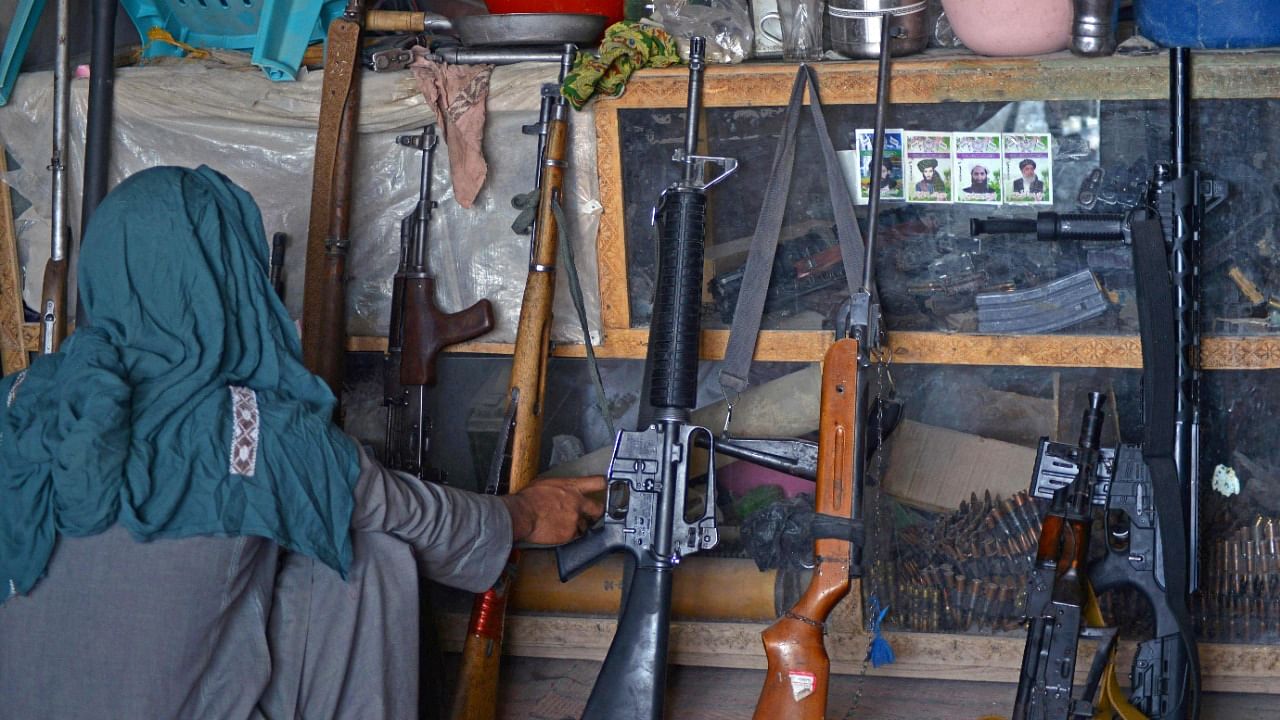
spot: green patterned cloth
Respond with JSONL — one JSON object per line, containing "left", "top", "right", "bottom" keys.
{"left": 562, "top": 21, "right": 682, "bottom": 110}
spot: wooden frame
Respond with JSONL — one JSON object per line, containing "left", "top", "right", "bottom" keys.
{"left": 462, "top": 50, "right": 1280, "bottom": 692}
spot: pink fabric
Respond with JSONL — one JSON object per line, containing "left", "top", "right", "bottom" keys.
{"left": 410, "top": 49, "right": 493, "bottom": 209}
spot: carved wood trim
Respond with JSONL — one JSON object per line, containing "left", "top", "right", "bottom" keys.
{"left": 341, "top": 331, "right": 1280, "bottom": 370}
{"left": 594, "top": 104, "right": 631, "bottom": 333}
{"left": 603, "top": 51, "right": 1280, "bottom": 110}
{"left": 0, "top": 149, "right": 28, "bottom": 374}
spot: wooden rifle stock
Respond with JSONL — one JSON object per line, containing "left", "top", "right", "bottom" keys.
{"left": 449, "top": 70, "right": 572, "bottom": 720}
{"left": 302, "top": 0, "right": 363, "bottom": 405}
{"left": 39, "top": 256, "right": 68, "bottom": 354}
{"left": 754, "top": 338, "right": 859, "bottom": 720}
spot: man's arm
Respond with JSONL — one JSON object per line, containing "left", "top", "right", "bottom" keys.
{"left": 348, "top": 444, "right": 602, "bottom": 592}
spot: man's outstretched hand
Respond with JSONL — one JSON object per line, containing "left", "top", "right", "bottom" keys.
{"left": 501, "top": 476, "right": 606, "bottom": 546}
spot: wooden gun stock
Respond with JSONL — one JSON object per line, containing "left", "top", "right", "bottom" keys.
{"left": 399, "top": 277, "right": 494, "bottom": 386}
{"left": 754, "top": 338, "right": 860, "bottom": 720}
{"left": 39, "top": 255, "right": 68, "bottom": 354}
{"left": 449, "top": 71, "right": 571, "bottom": 720}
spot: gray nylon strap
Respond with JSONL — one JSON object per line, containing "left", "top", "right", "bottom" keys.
{"left": 719, "top": 66, "right": 866, "bottom": 399}
{"left": 553, "top": 196, "right": 615, "bottom": 438}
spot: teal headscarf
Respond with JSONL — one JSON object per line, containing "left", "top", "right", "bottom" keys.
{"left": 1, "top": 166, "right": 359, "bottom": 602}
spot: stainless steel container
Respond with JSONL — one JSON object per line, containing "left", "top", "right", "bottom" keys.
{"left": 828, "top": 0, "right": 928, "bottom": 58}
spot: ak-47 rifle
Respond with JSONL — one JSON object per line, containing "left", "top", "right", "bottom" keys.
{"left": 974, "top": 48, "right": 1219, "bottom": 720}
{"left": 301, "top": 0, "right": 364, "bottom": 406}
{"left": 40, "top": 0, "right": 71, "bottom": 354}
{"left": 384, "top": 124, "right": 494, "bottom": 479}
{"left": 553, "top": 37, "right": 737, "bottom": 720}
{"left": 448, "top": 44, "right": 576, "bottom": 720}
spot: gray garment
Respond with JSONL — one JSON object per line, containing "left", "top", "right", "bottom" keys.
{"left": 0, "top": 444, "right": 512, "bottom": 720}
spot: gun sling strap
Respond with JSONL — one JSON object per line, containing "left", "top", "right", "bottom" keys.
{"left": 1130, "top": 216, "right": 1202, "bottom": 713}
{"left": 717, "top": 65, "right": 866, "bottom": 401}
{"left": 302, "top": 8, "right": 361, "bottom": 369}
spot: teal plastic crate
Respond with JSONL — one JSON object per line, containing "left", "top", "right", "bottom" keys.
{"left": 0, "top": 0, "right": 49, "bottom": 105}
{"left": 119, "top": 0, "right": 347, "bottom": 81}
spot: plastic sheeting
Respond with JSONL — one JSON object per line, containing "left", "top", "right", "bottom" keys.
{"left": 0, "top": 56, "right": 602, "bottom": 344}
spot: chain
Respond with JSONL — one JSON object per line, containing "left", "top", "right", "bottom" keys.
{"left": 842, "top": 344, "right": 895, "bottom": 720}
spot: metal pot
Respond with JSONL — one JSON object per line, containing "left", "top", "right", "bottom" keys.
{"left": 827, "top": 0, "right": 928, "bottom": 58}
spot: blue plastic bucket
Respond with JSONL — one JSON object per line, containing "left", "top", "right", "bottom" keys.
{"left": 1136, "top": 0, "right": 1280, "bottom": 49}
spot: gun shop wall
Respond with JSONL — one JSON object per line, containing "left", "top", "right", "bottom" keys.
{"left": 6, "top": 32, "right": 1280, "bottom": 701}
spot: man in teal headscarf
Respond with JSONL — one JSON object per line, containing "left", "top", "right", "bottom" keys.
{"left": 0, "top": 166, "right": 603, "bottom": 718}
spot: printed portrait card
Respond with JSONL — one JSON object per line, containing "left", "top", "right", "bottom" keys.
{"left": 954, "top": 133, "right": 1003, "bottom": 204}
{"left": 904, "top": 131, "right": 954, "bottom": 204}
{"left": 1004, "top": 133, "right": 1052, "bottom": 205}
{"left": 850, "top": 128, "right": 905, "bottom": 204}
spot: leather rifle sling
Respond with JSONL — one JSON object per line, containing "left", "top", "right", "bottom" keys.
{"left": 302, "top": 11, "right": 361, "bottom": 373}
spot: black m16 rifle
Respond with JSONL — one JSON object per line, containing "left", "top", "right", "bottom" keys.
{"left": 975, "top": 48, "right": 1223, "bottom": 720}
{"left": 554, "top": 37, "right": 737, "bottom": 720}
{"left": 384, "top": 124, "right": 495, "bottom": 478}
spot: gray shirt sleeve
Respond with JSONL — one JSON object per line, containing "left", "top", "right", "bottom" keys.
{"left": 347, "top": 444, "right": 513, "bottom": 593}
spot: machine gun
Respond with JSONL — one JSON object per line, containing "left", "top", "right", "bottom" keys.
{"left": 975, "top": 48, "right": 1220, "bottom": 720}
{"left": 383, "top": 124, "right": 494, "bottom": 479}
{"left": 554, "top": 37, "right": 737, "bottom": 720}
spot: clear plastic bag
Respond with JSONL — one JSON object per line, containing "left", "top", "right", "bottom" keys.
{"left": 651, "top": 0, "right": 755, "bottom": 63}
{"left": 0, "top": 58, "right": 602, "bottom": 344}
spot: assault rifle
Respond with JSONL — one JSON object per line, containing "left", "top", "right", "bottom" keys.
{"left": 449, "top": 45, "right": 575, "bottom": 720}
{"left": 975, "top": 48, "right": 1219, "bottom": 720}
{"left": 554, "top": 37, "right": 737, "bottom": 720}
{"left": 384, "top": 124, "right": 494, "bottom": 479}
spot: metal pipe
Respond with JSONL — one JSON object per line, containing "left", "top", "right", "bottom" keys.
{"left": 81, "top": 0, "right": 117, "bottom": 236}
{"left": 862, "top": 17, "right": 893, "bottom": 294}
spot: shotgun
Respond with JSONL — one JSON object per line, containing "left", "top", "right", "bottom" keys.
{"left": 753, "top": 338, "right": 860, "bottom": 719}
{"left": 448, "top": 44, "right": 576, "bottom": 720}
{"left": 301, "top": 0, "right": 364, "bottom": 407}
{"left": 40, "top": 0, "right": 71, "bottom": 354}
{"left": 384, "top": 123, "right": 494, "bottom": 479}
{"left": 553, "top": 37, "right": 738, "bottom": 720}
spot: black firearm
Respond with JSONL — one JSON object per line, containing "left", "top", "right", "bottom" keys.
{"left": 384, "top": 124, "right": 495, "bottom": 478}
{"left": 1014, "top": 393, "right": 1112, "bottom": 719}
{"left": 554, "top": 37, "right": 737, "bottom": 720}
{"left": 978, "top": 48, "right": 1219, "bottom": 720}
{"left": 270, "top": 232, "right": 288, "bottom": 300}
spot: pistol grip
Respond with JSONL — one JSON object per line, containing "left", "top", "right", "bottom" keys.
{"left": 400, "top": 279, "right": 494, "bottom": 386}
{"left": 555, "top": 523, "right": 620, "bottom": 582}
{"left": 440, "top": 298, "right": 495, "bottom": 346}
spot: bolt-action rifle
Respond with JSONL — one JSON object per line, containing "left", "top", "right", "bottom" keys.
{"left": 974, "top": 48, "right": 1220, "bottom": 720}
{"left": 383, "top": 124, "right": 494, "bottom": 479}
{"left": 448, "top": 45, "right": 576, "bottom": 720}
{"left": 553, "top": 37, "right": 737, "bottom": 720}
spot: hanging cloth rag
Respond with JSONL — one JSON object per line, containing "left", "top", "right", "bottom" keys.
{"left": 410, "top": 49, "right": 493, "bottom": 209}
{"left": 0, "top": 166, "right": 360, "bottom": 604}
{"left": 561, "top": 21, "right": 681, "bottom": 110}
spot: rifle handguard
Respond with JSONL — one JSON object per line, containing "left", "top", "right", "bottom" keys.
{"left": 400, "top": 277, "right": 494, "bottom": 386}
